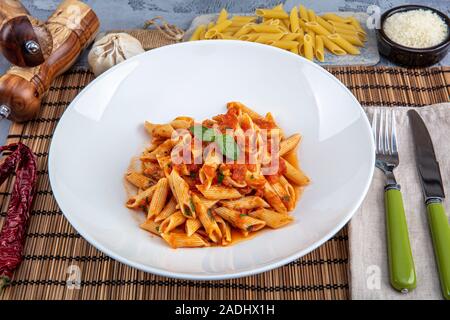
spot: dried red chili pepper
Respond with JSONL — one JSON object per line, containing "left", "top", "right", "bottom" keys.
{"left": 0, "top": 143, "right": 37, "bottom": 291}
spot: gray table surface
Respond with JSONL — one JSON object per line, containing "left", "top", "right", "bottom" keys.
{"left": 0, "top": 0, "right": 449, "bottom": 144}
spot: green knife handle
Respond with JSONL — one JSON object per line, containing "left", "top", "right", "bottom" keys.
{"left": 427, "top": 201, "right": 450, "bottom": 300}
{"left": 385, "top": 187, "right": 417, "bottom": 292}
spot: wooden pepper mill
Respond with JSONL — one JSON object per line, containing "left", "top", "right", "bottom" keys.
{"left": 0, "top": 0, "right": 99, "bottom": 122}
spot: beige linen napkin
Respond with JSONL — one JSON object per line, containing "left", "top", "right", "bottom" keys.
{"left": 350, "top": 103, "right": 450, "bottom": 300}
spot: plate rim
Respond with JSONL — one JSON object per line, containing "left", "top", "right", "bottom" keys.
{"left": 49, "top": 40, "right": 375, "bottom": 280}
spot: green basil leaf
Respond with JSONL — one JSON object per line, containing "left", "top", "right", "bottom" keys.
{"left": 217, "top": 171, "right": 224, "bottom": 184}
{"left": 216, "top": 134, "right": 240, "bottom": 160}
{"left": 189, "top": 126, "right": 216, "bottom": 142}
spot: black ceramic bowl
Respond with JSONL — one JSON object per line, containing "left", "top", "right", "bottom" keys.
{"left": 377, "top": 5, "right": 450, "bottom": 67}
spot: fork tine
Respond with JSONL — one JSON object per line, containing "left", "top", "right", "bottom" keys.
{"left": 384, "top": 109, "right": 391, "bottom": 155}
{"left": 372, "top": 109, "right": 378, "bottom": 152}
{"left": 391, "top": 109, "right": 398, "bottom": 154}
{"left": 378, "top": 109, "right": 384, "bottom": 154}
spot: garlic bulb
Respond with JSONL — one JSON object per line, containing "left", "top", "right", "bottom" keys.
{"left": 88, "top": 33, "right": 145, "bottom": 76}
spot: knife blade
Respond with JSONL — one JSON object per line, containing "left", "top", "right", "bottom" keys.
{"left": 408, "top": 110, "right": 450, "bottom": 300}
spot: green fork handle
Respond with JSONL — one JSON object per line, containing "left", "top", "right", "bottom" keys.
{"left": 427, "top": 201, "right": 450, "bottom": 300}
{"left": 385, "top": 188, "right": 417, "bottom": 293}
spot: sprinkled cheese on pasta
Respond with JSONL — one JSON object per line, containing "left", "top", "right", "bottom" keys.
{"left": 383, "top": 9, "right": 448, "bottom": 48}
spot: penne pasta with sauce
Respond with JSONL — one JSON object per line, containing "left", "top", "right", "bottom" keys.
{"left": 125, "top": 101, "right": 309, "bottom": 248}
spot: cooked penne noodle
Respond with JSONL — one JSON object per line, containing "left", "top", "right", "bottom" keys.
{"left": 315, "top": 35, "right": 325, "bottom": 62}
{"left": 303, "top": 34, "right": 314, "bottom": 60}
{"left": 140, "top": 219, "right": 161, "bottom": 235}
{"left": 154, "top": 196, "right": 177, "bottom": 222}
{"left": 147, "top": 177, "right": 169, "bottom": 219}
{"left": 249, "top": 208, "right": 293, "bottom": 228}
{"left": 327, "top": 34, "right": 360, "bottom": 55}
{"left": 255, "top": 8, "right": 289, "bottom": 19}
{"left": 283, "top": 159, "right": 310, "bottom": 186}
{"left": 192, "top": 194, "right": 222, "bottom": 243}
{"left": 160, "top": 211, "right": 186, "bottom": 234}
{"left": 169, "top": 169, "right": 195, "bottom": 218}
{"left": 161, "top": 232, "right": 210, "bottom": 248}
{"left": 263, "top": 181, "right": 287, "bottom": 213}
{"left": 214, "top": 207, "right": 266, "bottom": 232}
{"left": 270, "top": 180, "right": 292, "bottom": 210}
{"left": 170, "top": 118, "right": 192, "bottom": 130}
{"left": 126, "top": 185, "right": 155, "bottom": 208}
{"left": 298, "top": 5, "right": 308, "bottom": 21}
{"left": 321, "top": 35, "right": 346, "bottom": 55}
{"left": 196, "top": 185, "right": 242, "bottom": 200}
{"left": 125, "top": 172, "right": 151, "bottom": 189}
{"left": 216, "top": 8, "right": 228, "bottom": 24}
{"left": 305, "top": 21, "right": 331, "bottom": 36}
{"left": 190, "top": 24, "right": 206, "bottom": 41}
{"left": 214, "top": 214, "right": 232, "bottom": 245}
{"left": 205, "top": 20, "right": 232, "bottom": 39}
{"left": 185, "top": 218, "right": 202, "bottom": 236}
{"left": 152, "top": 124, "right": 175, "bottom": 138}
{"left": 289, "top": 6, "right": 300, "bottom": 32}
{"left": 227, "top": 101, "right": 262, "bottom": 120}
{"left": 221, "top": 196, "right": 270, "bottom": 210}
{"left": 279, "top": 133, "right": 301, "bottom": 156}
{"left": 279, "top": 176, "right": 296, "bottom": 210}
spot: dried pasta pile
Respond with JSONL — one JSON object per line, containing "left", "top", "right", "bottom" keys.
{"left": 189, "top": 4, "right": 366, "bottom": 62}
{"left": 125, "top": 102, "right": 310, "bottom": 248}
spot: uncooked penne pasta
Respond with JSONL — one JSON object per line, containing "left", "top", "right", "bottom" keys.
{"left": 125, "top": 172, "right": 151, "bottom": 189}
{"left": 126, "top": 185, "right": 155, "bottom": 208}
{"left": 279, "top": 134, "right": 301, "bottom": 156}
{"left": 289, "top": 6, "right": 300, "bottom": 33}
{"left": 147, "top": 177, "right": 169, "bottom": 219}
{"left": 315, "top": 15, "right": 334, "bottom": 33}
{"left": 282, "top": 32, "right": 303, "bottom": 41}
{"left": 255, "top": 8, "right": 289, "bottom": 19}
{"left": 140, "top": 219, "right": 161, "bottom": 235}
{"left": 315, "top": 35, "right": 325, "bottom": 62}
{"left": 169, "top": 169, "right": 195, "bottom": 218}
{"left": 321, "top": 13, "right": 352, "bottom": 24}
{"left": 221, "top": 196, "right": 270, "bottom": 210}
{"left": 205, "top": 20, "right": 232, "bottom": 39}
{"left": 196, "top": 185, "right": 242, "bottom": 200}
{"left": 283, "top": 159, "right": 310, "bottom": 186}
{"left": 340, "top": 33, "right": 364, "bottom": 47}
{"left": 192, "top": 194, "right": 222, "bottom": 243}
{"left": 305, "top": 21, "right": 331, "bottom": 36}
{"left": 249, "top": 209, "right": 293, "bottom": 228}
{"left": 327, "top": 33, "right": 360, "bottom": 55}
{"left": 303, "top": 34, "right": 314, "bottom": 60}
{"left": 216, "top": 8, "right": 228, "bottom": 24}
{"left": 161, "top": 232, "right": 210, "bottom": 248}
{"left": 190, "top": 24, "right": 206, "bottom": 41}
{"left": 307, "top": 9, "right": 317, "bottom": 22}
{"left": 160, "top": 211, "right": 186, "bottom": 234}
{"left": 321, "top": 35, "right": 346, "bottom": 55}
{"left": 251, "top": 24, "right": 285, "bottom": 34}
{"left": 255, "top": 33, "right": 284, "bottom": 43}
{"left": 232, "top": 16, "right": 257, "bottom": 23}
{"left": 299, "top": 5, "right": 308, "bottom": 21}
{"left": 154, "top": 196, "right": 177, "bottom": 222}
{"left": 214, "top": 207, "right": 266, "bottom": 232}
{"left": 234, "top": 23, "right": 254, "bottom": 37}
{"left": 348, "top": 16, "right": 366, "bottom": 34}
{"left": 267, "top": 40, "right": 299, "bottom": 50}
{"left": 238, "top": 33, "right": 259, "bottom": 42}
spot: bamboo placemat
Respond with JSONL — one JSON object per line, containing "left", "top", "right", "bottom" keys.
{"left": 0, "top": 30, "right": 449, "bottom": 300}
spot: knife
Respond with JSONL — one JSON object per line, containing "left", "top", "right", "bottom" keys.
{"left": 408, "top": 110, "right": 450, "bottom": 300}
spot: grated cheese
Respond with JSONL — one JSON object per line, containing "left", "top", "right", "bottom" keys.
{"left": 383, "top": 9, "right": 448, "bottom": 48}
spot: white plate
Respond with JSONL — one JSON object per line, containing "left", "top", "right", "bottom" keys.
{"left": 49, "top": 40, "right": 374, "bottom": 280}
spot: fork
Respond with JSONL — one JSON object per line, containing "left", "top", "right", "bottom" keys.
{"left": 372, "top": 108, "right": 416, "bottom": 293}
